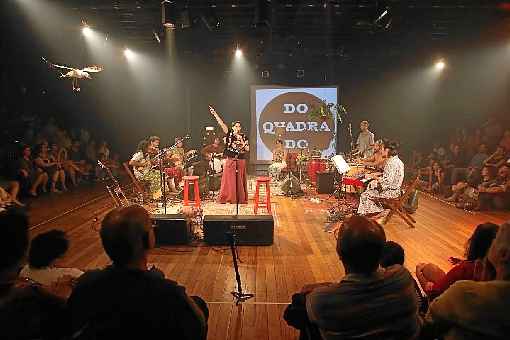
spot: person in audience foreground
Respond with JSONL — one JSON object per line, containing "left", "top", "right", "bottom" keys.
{"left": 0, "top": 209, "right": 65, "bottom": 340}
{"left": 416, "top": 222, "right": 499, "bottom": 301}
{"left": 381, "top": 241, "right": 428, "bottom": 314}
{"left": 20, "top": 229, "right": 83, "bottom": 286}
{"left": 421, "top": 221, "right": 510, "bottom": 339}
{"left": 286, "top": 216, "right": 420, "bottom": 340}
{"left": 67, "top": 205, "right": 208, "bottom": 339}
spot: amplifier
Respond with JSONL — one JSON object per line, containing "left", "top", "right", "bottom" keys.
{"left": 151, "top": 214, "right": 191, "bottom": 245}
{"left": 203, "top": 215, "right": 274, "bottom": 246}
{"left": 316, "top": 171, "right": 335, "bottom": 194}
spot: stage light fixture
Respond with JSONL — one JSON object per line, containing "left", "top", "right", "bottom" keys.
{"left": 124, "top": 48, "right": 134, "bottom": 60}
{"left": 82, "top": 25, "right": 92, "bottom": 37}
{"left": 435, "top": 60, "right": 446, "bottom": 71}
{"left": 235, "top": 48, "right": 243, "bottom": 58}
{"left": 261, "top": 70, "right": 270, "bottom": 79}
{"left": 296, "top": 69, "right": 305, "bottom": 79}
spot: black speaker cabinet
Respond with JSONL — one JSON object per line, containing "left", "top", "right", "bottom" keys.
{"left": 203, "top": 215, "right": 274, "bottom": 246}
{"left": 316, "top": 171, "right": 335, "bottom": 194}
{"left": 151, "top": 214, "right": 191, "bottom": 245}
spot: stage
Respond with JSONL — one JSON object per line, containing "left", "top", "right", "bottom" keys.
{"left": 28, "top": 182, "right": 510, "bottom": 340}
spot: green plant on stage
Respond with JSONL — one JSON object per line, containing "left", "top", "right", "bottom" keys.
{"left": 307, "top": 100, "right": 345, "bottom": 121}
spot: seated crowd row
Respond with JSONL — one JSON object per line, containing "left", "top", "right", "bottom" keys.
{"left": 1, "top": 205, "right": 509, "bottom": 340}
{"left": 410, "top": 120, "right": 510, "bottom": 211}
{"left": 0, "top": 120, "right": 120, "bottom": 208}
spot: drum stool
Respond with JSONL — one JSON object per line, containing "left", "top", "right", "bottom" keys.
{"left": 254, "top": 176, "right": 271, "bottom": 214}
{"left": 183, "top": 176, "right": 201, "bottom": 207}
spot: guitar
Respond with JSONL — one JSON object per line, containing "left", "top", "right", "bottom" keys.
{"left": 136, "top": 135, "right": 191, "bottom": 178}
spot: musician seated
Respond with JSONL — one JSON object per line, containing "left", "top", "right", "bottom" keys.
{"left": 268, "top": 139, "right": 287, "bottom": 180}
{"left": 361, "top": 139, "right": 388, "bottom": 170}
{"left": 357, "top": 140, "right": 404, "bottom": 217}
{"left": 201, "top": 137, "right": 224, "bottom": 160}
{"left": 129, "top": 140, "right": 162, "bottom": 199}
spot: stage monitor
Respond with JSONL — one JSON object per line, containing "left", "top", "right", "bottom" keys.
{"left": 250, "top": 85, "right": 338, "bottom": 163}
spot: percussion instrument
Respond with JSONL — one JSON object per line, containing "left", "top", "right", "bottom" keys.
{"left": 183, "top": 150, "right": 200, "bottom": 169}
{"left": 307, "top": 159, "right": 327, "bottom": 183}
{"left": 310, "top": 149, "right": 322, "bottom": 159}
{"left": 209, "top": 157, "right": 223, "bottom": 174}
{"left": 346, "top": 163, "right": 366, "bottom": 177}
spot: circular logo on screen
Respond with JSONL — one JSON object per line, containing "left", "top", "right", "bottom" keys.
{"left": 258, "top": 92, "right": 335, "bottom": 154}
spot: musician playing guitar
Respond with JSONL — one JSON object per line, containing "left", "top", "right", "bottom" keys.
{"left": 209, "top": 105, "right": 249, "bottom": 204}
{"left": 129, "top": 137, "right": 162, "bottom": 200}
{"left": 164, "top": 137, "right": 189, "bottom": 193}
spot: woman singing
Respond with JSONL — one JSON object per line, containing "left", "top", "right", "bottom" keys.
{"left": 209, "top": 106, "right": 249, "bottom": 204}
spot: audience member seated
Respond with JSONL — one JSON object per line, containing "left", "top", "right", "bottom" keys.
{"left": 0, "top": 209, "right": 66, "bottom": 340}
{"left": 17, "top": 145, "right": 48, "bottom": 197}
{"left": 69, "top": 140, "right": 91, "bottom": 179}
{"left": 450, "top": 143, "right": 488, "bottom": 186}
{"left": 86, "top": 139, "right": 98, "bottom": 166}
{"left": 447, "top": 166, "right": 495, "bottom": 209}
{"left": 443, "top": 143, "right": 466, "bottom": 184}
{"left": 380, "top": 241, "right": 428, "bottom": 314}
{"left": 421, "top": 222, "right": 510, "bottom": 339}
{"left": 67, "top": 205, "right": 208, "bottom": 339}
{"left": 499, "top": 128, "right": 510, "bottom": 153}
{"left": 476, "top": 164, "right": 510, "bottom": 211}
{"left": 484, "top": 145, "right": 508, "bottom": 169}
{"left": 416, "top": 222, "right": 499, "bottom": 301}
{"left": 419, "top": 160, "right": 447, "bottom": 196}
{"left": 0, "top": 178, "right": 23, "bottom": 207}
{"left": 285, "top": 216, "right": 420, "bottom": 340}
{"left": 20, "top": 229, "right": 83, "bottom": 286}
{"left": 34, "top": 142, "right": 67, "bottom": 193}
{"left": 97, "top": 141, "right": 111, "bottom": 160}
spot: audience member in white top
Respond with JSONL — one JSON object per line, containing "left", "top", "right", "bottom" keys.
{"left": 20, "top": 229, "right": 83, "bottom": 286}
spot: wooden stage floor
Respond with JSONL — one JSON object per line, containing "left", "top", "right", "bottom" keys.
{"left": 29, "top": 187, "right": 510, "bottom": 340}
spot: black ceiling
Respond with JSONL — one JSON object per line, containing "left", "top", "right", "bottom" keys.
{"left": 28, "top": 0, "right": 504, "bottom": 68}
{"left": 4, "top": 0, "right": 510, "bottom": 76}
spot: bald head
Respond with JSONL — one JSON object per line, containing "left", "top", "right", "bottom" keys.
{"left": 337, "top": 216, "right": 386, "bottom": 274}
{"left": 100, "top": 205, "right": 153, "bottom": 267}
{"left": 488, "top": 222, "right": 510, "bottom": 280}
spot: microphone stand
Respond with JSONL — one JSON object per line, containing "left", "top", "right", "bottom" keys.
{"left": 226, "top": 231, "right": 254, "bottom": 305}
{"left": 234, "top": 150, "right": 240, "bottom": 216}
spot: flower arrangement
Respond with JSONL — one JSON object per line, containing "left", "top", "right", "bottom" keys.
{"left": 307, "top": 100, "right": 346, "bottom": 121}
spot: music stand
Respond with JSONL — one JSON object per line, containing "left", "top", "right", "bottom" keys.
{"left": 330, "top": 155, "right": 351, "bottom": 198}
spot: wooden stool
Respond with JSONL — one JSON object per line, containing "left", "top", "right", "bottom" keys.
{"left": 254, "top": 176, "right": 271, "bottom": 214}
{"left": 183, "top": 176, "right": 201, "bottom": 207}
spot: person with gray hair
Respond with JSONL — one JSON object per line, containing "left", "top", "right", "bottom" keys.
{"left": 421, "top": 222, "right": 510, "bottom": 339}
{"left": 67, "top": 205, "right": 208, "bottom": 339}
{"left": 303, "top": 216, "right": 420, "bottom": 340}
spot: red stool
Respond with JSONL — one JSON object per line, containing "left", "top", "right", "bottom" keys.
{"left": 183, "top": 176, "right": 201, "bottom": 207}
{"left": 254, "top": 176, "right": 271, "bottom": 214}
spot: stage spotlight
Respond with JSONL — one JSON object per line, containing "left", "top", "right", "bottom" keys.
{"left": 82, "top": 26, "right": 92, "bottom": 37}
{"left": 235, "top": 48, "right": 243, "bottom": 58}
{"left": 124, "top": 48, "right": 134, "bottom": 60}
{"left": 435, "top": 60, "right": 446, "bottom": 71}
{"left": 296, "top": 69, "right": 305, "bottom": 79}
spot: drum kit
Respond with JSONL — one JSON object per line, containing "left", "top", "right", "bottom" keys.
{"left": 276, "top": 148, "right": 371, "bottom": 194}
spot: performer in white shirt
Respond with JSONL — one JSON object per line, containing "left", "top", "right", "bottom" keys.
{"left": 356, "top": 120, "right": 375, "bottom": 158}
{"left": 357, "top": 140, "right": 404, "bottom": 216}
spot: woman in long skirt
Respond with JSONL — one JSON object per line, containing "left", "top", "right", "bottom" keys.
{"left": 209, "top": 106, "right": 249, "bottom": 204}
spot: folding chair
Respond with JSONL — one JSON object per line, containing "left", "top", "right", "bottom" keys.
{"left": 378, "top": 176, "right": 420, "bottom": 228}
{"left": 122, "top": 162, "right": 144, "bottom": 196}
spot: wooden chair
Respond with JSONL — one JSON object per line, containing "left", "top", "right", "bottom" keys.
{"left": 378, "top": 176, "right": 420, "bottom": 228}
{"left": 123, "top": 162, "right": 144, "bottom": 195}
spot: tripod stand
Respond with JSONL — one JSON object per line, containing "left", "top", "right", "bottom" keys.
{"left": 226, "top": 232, "right": 254, "bottom": 305}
